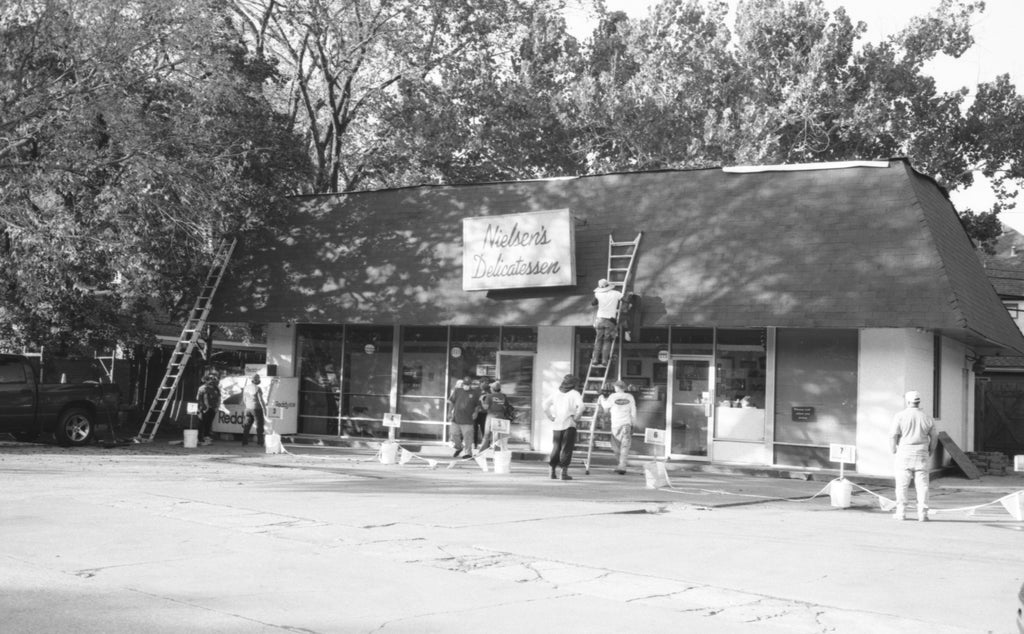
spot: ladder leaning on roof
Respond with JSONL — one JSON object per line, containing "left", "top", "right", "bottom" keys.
{"left": 575, "top": 232, "right": 642, "bottom": 475}
{"left": 135, "top": 237, "right": 237, "bottom": 442}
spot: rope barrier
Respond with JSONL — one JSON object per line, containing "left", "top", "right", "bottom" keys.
{"left": 649, "top": 465, "right": 1024, "bottom": 520}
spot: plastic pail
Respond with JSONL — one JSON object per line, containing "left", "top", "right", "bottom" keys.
{"left": 182, "top": 429, "right": 199, "bottom": 449}
{"left": 829, "top": 478, "right": 852, "bottom": 508}
{"left": 493, "top": 450, "right": 512, "bottom": 474}
{"left": 265, "top": 433, "right": 283, "bottom": 454}
{"left": 380, "top": 441, "right": 399, "bottom": 464}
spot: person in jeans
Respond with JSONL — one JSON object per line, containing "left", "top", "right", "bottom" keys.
{"left": 242, "top": 373, "right": 268, "bottom": 447}
{"left": 598, "top": 380, "right": 636, "bottom": 475}
{"left": 590, "top": 279, "right": 622, "bottom": 367}
{"left": 447, "top": 375, "right": 477, "bottom": 458}
{"left": 195, "top": 371, "right": 221, "bottom": 446}
{"left": 473, "top": 377, "right": 492, "bottom": 446}
{"left": 890, "top": 390, "right": 937, "bottom": 521}
{"left": 477, "top": 381, "right": 514, "bottom": 453}
{"left": 543, "top": 374, "right": 583, "bottom": 480}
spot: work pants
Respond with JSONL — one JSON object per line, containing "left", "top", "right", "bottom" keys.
{"left": 451, "top": 422, "right": 475, "bottom": 456}
{"left": 242, "top": 408, "right": 265, "bottom": 446}
{"left": 894, "top": 445, "right": 930, "bottom": 516}
{"left": 592, "top": 318, "right": 617, "bottom": 365}
{"left": 610, "top": 424, "right": 633, "bottom": 470}
{"left": 199, "top": 408, "right": 217, "bottom": 441}
{"left": 549, "top": 426, "right": 577, "bottom": 470}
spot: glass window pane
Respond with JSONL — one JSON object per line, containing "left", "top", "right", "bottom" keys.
{"left": 296, "top": 325, "right": 344, "bottom": 434}
{"left": 714, "top": 329, "right": 767, "bottom": 441}
{"left": 774, "top": 329, "right": 858, "bottom": 456}
{"left": 501, "top": 326, "right": 537, "bottom": 352}
{"left": 670, "top": 327, "right": 713, "bottom": 355}
{"left": 449, "top": 326, "right": 499, "bottom": 384}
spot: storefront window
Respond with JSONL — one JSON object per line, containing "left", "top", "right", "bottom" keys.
{"left": 575, "top": 326, "right": 669, "bottom": 457}
{"left": 714, "top": 329, "right": 767, "bottom": 442}
{"left": 774, "top": 328, "right": 858, "bottom": 469}
{"left": 501, "top": 326, "right": 538, "bottom": 352}
{"left": 296, "top": 326, "right": 343, "bottom": 435}
{"left": 670, "top": 327, "right": 714, "bottom": 355}
{"left": 342, "top": 325, "right": 394, "bottom": 437}
{"left": 398, "top": 326, "right": 447, "bottom": 441}
{"left": 448, "top": 327, "right": 499, "bottom": 385}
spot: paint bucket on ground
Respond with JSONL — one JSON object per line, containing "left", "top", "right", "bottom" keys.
{"left": 492, "top": 450, "right": 512, "bottom": 474}
{"left": 380, "top": 441, "right": 399, "bottom": 464}
{"left": 829, "top": 478, "right": 852, "bottom": 508}
{"left": 182, "top": 429, "right": 199, "bottom": 449}
{"left": 265, "top": 433, "right": 283, "bottom": 454}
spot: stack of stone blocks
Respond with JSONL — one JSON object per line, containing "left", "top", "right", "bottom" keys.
{"left": 965, "top": 451, "right": 1012, "bottom": 475}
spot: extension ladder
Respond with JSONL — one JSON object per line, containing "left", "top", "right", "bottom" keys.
{"left": 136, "top": 237, "right": 237, "bottom": 442}
{"left": 575, "top": 232, "right": 642, "bottom": 474}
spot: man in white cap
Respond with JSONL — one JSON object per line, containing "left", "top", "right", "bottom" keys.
{"left": 590, "top": 278, "right": 623, "bottom": 367}
{"left": 889, "top": 390, "right": 937, "bottom": 521}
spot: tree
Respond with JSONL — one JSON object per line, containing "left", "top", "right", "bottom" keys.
{"left": 230, "top": 0, "right": 584, "bottom": 193}
{"left": 565, "top": 0, "right": 1024, "bottom": 250}
{"left": 0, "top": 0, "right": 308, "bottom": 352}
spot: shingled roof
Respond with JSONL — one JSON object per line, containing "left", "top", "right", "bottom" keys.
{"left": 211, "top": 158, "right": 1024, "bottom": 355}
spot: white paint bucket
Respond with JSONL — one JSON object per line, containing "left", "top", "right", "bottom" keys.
{"left": 380, "top": 441, "right": 399, "bottom": 464}
{"left": 182, "top": 429, "right": 199, "bottom": 449}
{"left": 265, "top": 433, "right": 283, "bottom": 454}
{"left": 492, "top": 450, "right": 512, "bottom": 474}
{"left": 829, "top": 478, "right": 852, "bottom": 508}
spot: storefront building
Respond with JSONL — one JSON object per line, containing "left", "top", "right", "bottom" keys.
{"left": 211, "top": 159, "right": 1024, "bottom": 477}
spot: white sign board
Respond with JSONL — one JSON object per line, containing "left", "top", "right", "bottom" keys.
{"left": 488, "top": 417, "right": 511, "bottom": 434}
{"left": 644, "top": 428, "right": 666, "bottom": 445}
{"left": 383, "top": 413, "right": 402, "bottom": 428}
{"left": 462, "top": 209, "right": 575, "bottom": 290}
{"left": 186, "top": 402, "right": 199, "bottom": 415}
{"left": 829, "top": 443, "right": 857, "bottom": 464}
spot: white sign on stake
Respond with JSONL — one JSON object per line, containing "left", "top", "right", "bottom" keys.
{"left": 829, "top": 444, "right": 857, "bottom": 464}
{"left": 383, "top": 413, "right": 402, "bottom": 428}
{"left": 644, "top": 428, "right": 666, "bottom": 445}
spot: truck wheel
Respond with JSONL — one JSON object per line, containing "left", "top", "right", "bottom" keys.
{"left": 55, "top": 408, "right": 95, "bottom": 446}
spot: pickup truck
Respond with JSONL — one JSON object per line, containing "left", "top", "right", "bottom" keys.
{"left": 0, "top": 353, "right": 120, "bottom": 446}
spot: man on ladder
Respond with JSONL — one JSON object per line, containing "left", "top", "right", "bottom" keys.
{"left": 590, "top": 278, "right": 623, "bottom": 368}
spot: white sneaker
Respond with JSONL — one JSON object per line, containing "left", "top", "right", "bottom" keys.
{"left": 201, "top": 438, "right": 212, "bottom": 446}
{"left": 893, "top": 513, "right": 905, "bottom": 521}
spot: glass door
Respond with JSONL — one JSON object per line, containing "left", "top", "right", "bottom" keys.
{"left": 668, "top": 356, "right": 714, "bottom": 458}
{"left": 496, "top": 352, "right": 534, "bottom": 447}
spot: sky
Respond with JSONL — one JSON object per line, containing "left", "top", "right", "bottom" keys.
{"left": 565, "top": 0, "right": 1024, "bottom": 232}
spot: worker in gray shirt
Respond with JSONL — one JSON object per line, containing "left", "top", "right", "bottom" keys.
{"left": 890, "top": 390, "right": 937, "bottom": 522}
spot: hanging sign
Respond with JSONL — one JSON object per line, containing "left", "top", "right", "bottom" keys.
{"left": 383, "top": 413, "right": 402, "bottom": 428}
{"left": 462, "top": 209, "right": 576, "bottom": 290}
{"left": 791, "top": 406, "right": 816, "bottom": 422}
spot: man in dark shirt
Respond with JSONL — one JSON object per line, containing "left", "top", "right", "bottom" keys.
{"left": 447, "top": 375, "right": 477, "bottom": 458}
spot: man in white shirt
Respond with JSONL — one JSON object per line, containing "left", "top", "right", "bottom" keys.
{"left": 890, "top": 390, "right": 937, "bottom": 521}
{"left": 598, "top": 380, "right": 637, "bottom": 475}
{"left": 543, "top": 374, "right": 583, "bottom": 480}
{"left": 590, "top": 279, "right": 622, "bottom": 367}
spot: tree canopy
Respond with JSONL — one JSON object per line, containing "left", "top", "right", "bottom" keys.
{"left": 2, "top": 0, "right": 1023, "bottom": 352}
{"left": 0, "top": 0, "right": 308, "bottom": 352}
